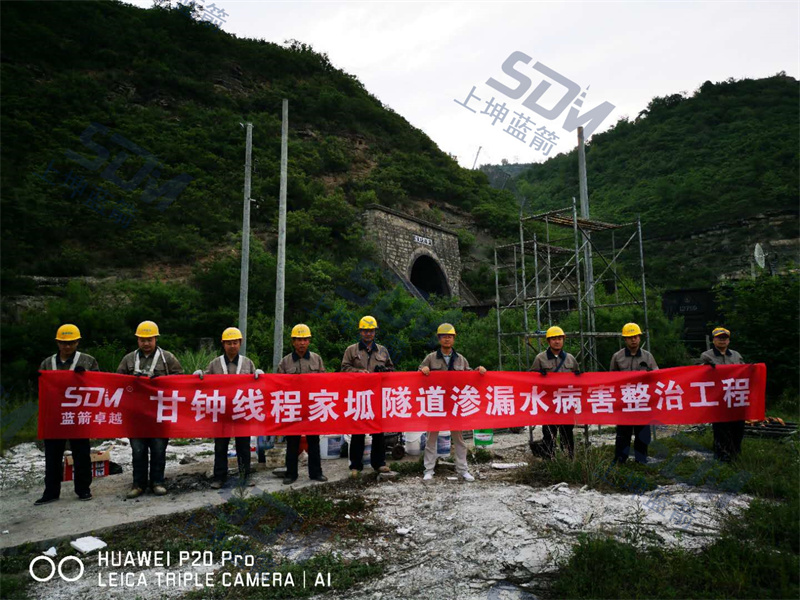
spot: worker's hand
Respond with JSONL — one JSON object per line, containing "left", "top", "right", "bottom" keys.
{"left": 192, "top": 370, "right": 204, "bottom": 380}
{"left": 150, "top": 374, "right": 160, "bottom": 379}
{"left": 707, "top": 362, "right": 716, "bottom": 369}
{"left": 420, "top": 366, "right": 430, "bottom": 376}
{"left": 360, "top": 369, "right": 369, "bottom": 374}
{"left": 74, "top": 366, "right": 86, "bottom": 374}
{"left": 538, "top": 369, "right": 547, "bottom": 377}
{"left": 573, "top": 370, "right": 582, "bottom": 377}
{"left": 254, "top": 369, "right": 265, "bottom": 380}
{"left": 477, "top": 366, "right": 487, "bottom": 375}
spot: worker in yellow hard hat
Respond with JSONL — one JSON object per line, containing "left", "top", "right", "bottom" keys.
{"left": 196, "top": 327, "right": 262, "bottom": 489}
{"left": 277, "top": 324, "right": 328, "bottom": 485}
{"left": 341, "top": 315, "right": 395, "bottom": 478}
{"left": 610, "top": 322, "right": 659, "bottom": 464}
{"left": 35, "top": 325, "right": 101, "bottom": 506}
{"left": 701, "top": 327, "right": 745, "bottom": 462}
{"left": 419, "top": 323, "right": 487, "bottom": 482}
{"left": 530, "top": 326, "right": 581, "bottom": 459}
{"left": 117, "top": 321, "right": 183, "bottom": 498}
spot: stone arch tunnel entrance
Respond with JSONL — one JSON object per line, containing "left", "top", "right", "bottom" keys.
{"left": 410, "top": 254, "right": 450, "bottom": 298}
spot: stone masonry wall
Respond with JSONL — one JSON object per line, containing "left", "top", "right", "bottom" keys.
{"left": 363, "top": 205, "right": 461, "bottom": 297}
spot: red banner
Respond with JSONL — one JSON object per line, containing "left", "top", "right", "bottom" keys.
{"left": 38, "top": 364, "right": 766, "bottom": 439}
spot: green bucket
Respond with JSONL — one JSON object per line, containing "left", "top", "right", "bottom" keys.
{"left": 473, "top": 429, "right": 494, "bottom": 446}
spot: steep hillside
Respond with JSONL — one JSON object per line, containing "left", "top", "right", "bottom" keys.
{"left": 503, "top": 75, "right": 799, "bottom": 287}
{"left": 0, "top": 0, "right": 515, "bottom": 282}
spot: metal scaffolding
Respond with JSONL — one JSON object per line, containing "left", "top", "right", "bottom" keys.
{"left": 493, "top": 197, "right": 650, "bottom": 373}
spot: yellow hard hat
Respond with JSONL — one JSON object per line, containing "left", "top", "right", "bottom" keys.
{"left": 437, "top": 323, "right": 456, "bottom": 335}
{"left": 621, "top": 322, "right": 642, "bottom": 337}
{"left": 55, "top": 324, "right": 81, "bottom": 342}
{"left": 546, "top": 326, "right": 565, "bottom": 339}
{"left": 359, "top": 316, "right": 378, "bottom": 330}
{"left": 135, "top": 320, "right": 160, "bottom": 338}
{"left": 222, "top": 327, "right": 243, "bottom": 341}
{"left": 712, "top": 327, "right": 731, "bottom": 338}
{"left": 291, "top": 323, "right": 312, "bottom": 338}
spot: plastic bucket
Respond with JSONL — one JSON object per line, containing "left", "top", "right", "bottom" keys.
{"left": 319, "top": 435, "right": 343, "bottom": 460}
{"left": 473, "top": 430, "right": 494, "bottom": 446}
{"left": 437, "top": 431, "right": 451, "bottom": 456}
{"left": 363, "top": 434, "right": 372, "bottom": 461}
{"left": 404, "top": 432, "right": 425, "bottom": 456}
{"left": 256, "top": 436, "right": 275, "bottom": 451}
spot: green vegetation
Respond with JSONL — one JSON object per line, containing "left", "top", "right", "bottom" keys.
{"left": 715, "top": 274, "right": 800, "bottom": 399}
{"left": 527, "top": 428, "right": 800, "bottom": 599}
{"left": 509, "top": 75, "right": 799, "bottom": 288}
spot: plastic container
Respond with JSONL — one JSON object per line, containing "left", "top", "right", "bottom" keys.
{"left": 343, "top": 434, "right": 372, "bottom": 460}
{"left": 404, "top": 432, "right": 425, "bottom": 456}
{"left": 436, "top": 431, "right": 451, "bottom": 456}
{"left": 363, "top": 434, "right": 372, "bottom": 461}
{"left": 473, "top": 430, "right": 494, "bottom": 446}
{"left": 257, "top": 436, "right": 275, "bottom": 451}
{"left": 319, "top": 435, "right": 343, "bottom": 460}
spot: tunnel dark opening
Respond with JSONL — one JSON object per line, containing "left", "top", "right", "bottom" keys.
{"left": 410, "top": 255, "right": 449, "bottom": 298}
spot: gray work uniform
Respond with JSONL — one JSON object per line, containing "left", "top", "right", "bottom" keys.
{"left": 277, "top": 352, "right": 325, "bottom": 375}
{"left": 418, "top": 349, "right": 472, "bottom": 476}
{"left": 39, "top": 351, "right": 100, "bottom": 500}
{"left": 701, "top": 347, "right": 745, "bottom": 462}
{"left": 340, "top": 342, "right": 394, "bottom": 373}
{"left": 204, "top": 354, "right": 256, "bottom": 375}
{"left": 204, "top": 354, "right": 256, "bottom": 483}
{"left": 117, "top": 348, "right": 184, "bottom": 376}
{"left": 277, "top": 351, "right": 325, "bottom": 480}
{"left": 116, "top": 347, "right": 183, "bottom": 490}
{"left": 610, "top": 346, "right": 658, "bottom": 464}
{"left": 531, "top": 349, "right": 579, "bottom": 373}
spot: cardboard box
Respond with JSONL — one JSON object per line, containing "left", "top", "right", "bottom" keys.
{"left": 63, "top": 450, "right": 111, "bottom": 481}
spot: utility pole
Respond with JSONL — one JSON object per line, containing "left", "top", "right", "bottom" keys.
{"left": 577, "top": 126, "right": 596, "bottom": 368}
{"left": 238, "top": 122, "right": 253, "bottom": 356}
{"left": 472, "top": 146, "right": 482, "bottom": 170}
{"left": 272, "top": 99, "right": 289, "bottom": 370}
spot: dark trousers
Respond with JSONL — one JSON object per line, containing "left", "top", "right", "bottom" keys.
{"left": 285, "top": 435, "right": 322, "bottom": 479}
{"left": 130, "top": 438, "right": 168, "bottom": 488}
{"left": 44, "top": 439, "right": 91, "bottom": 499}
{"left": 614, "top": 425, "right": 651, "bottom": 464}
{"left": 349, "top": 433, "right": 385, "bottom": 471}
{"left": 542, "top": 425, "right": 575, "bottom": 459}
{"left": 712, "top": 421, "right": 744, "bottom": 462}
{"left": 214, "top": 437, "right": 252, "bottom": 482}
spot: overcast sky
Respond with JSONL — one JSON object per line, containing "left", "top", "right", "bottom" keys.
{"left": 125, "top": 1, "right": 799, "bottom": 168}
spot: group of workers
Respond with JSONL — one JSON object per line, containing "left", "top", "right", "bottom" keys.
{"left": 35, "top": 318, "right": 745, "bottom": 506}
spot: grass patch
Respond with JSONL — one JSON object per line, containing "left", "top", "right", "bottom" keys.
{"left": 552, "top": 535, "right": 798, "bottom": 599}
{"left": 547, "top": 425, "right": 800, "bottom": 599}
{"left": 468, "top": 447, "right": 493, "bottom": 463}
{"left": 389, "top": 457, "right": 424, "bottom": 475}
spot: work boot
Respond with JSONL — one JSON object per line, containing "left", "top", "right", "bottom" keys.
{"left": 461, "top": 472, "right": 475, "bottom": 482}
{"left": 77, "top": 491, "right": 93, "bottom": 501}
{"left": 152, "top": 485, "right": 167, "bottom": 496}
{"left": 34, "top": 495, "right": 59, "bottom": 506}
{"left": 310, "top": 475, "right": 328, "bottom": 482}
{"left": 210, "top": 480, "right": 224, "bottom": 490}
{"left": 423, "top": 473, "right": 434, "bottom": 482}
{"left": 126, "top": 487, "right": 144, "bottom": 499}
{"left": 377, "top": 465, "right": 391, "bottom": 473}
{"left": 349, "top": 469, "right": 360, "bottom": 479}
{"left": 282, "top": 476, "right": 297, "bottom": 485}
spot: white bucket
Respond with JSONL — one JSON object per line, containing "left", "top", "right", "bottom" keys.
{"left": 437, "top": 431, "right": 451, "bottom": 456}
{"left": 363, "top": 434, "right": 372, "bottom": 461}
{"left": 319, "top": 435, "right": 343, "bottom": 460}
{"left": 404, "top": 432, "right": 425, "bottom": 456}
